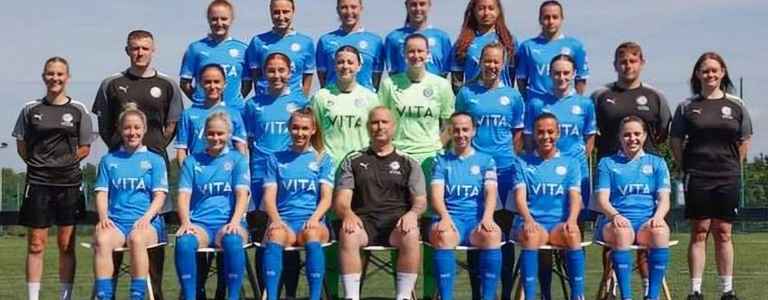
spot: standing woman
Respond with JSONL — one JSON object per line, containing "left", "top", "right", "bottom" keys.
{"left": 260, "top": 108, "right": 333, "bottom": 300}
{"left": 176, "top": 64, "right": 247, "bottom": 166}
{"left": 595, "top": 116, "right": 671, "bottom": 300}
{"left": 450, "top": 0, "right": 517, "bottom": 93}
{"left": 511, "top": 113, "right": 586, "bottom": 300}
{"left": 180, "top": 0, "right": 251, "bottom": 110}
{"left": 312, "top": 46, "right": 380, "bottom": 169}
{"left": 671, "top": 52, "right": 752, "bottom": 300}
{"left": 316, "top": 0, "right": 385, "bottom": 90}
{"left": 12, "top": 57, "right": 94, "bottom": 300}
{"left": 516, "top": 0, "right": 589, "bottom": 99}
{"left": 174, "top": 112, "right": 251, "bottom": 300}
{"left": 245, "top": 0, "right": 316, "bottom": 96}
{"left": 384, "top": 0, "right": 452, "bottom": 77}
{"left": 455, "top": 42, "right": 525, "bottom": 299}
{"left": 92, "top": 105, "right": 168, "bottom": 300}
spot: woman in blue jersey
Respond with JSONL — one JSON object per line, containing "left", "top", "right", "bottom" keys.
{"left": 512, "top": 113, "right": 586, "bottom": 300}
{"left": 92, "top": 104, "right": 167, "bottom": 300}
{"left": 180, "top": 0, "right": 250, "bottom": 109}
{"left": 176, "top": 64, "right": 247, "bottom": 166}
{"left": 524, "top": 54, "right": 596, "bottom": 212}
{"left": 245, "top": 0, "right": 315, "bottom": 96}
{"left": 174, "top": 111, "right": 251, "bottom": 300}
{"left": 595, "top": 116, "right": 671, "bottom": 300}
{"left": 429, "top": 112, "right": 501, "bottom": 300}
{"left": 384, "top": 0, "right": 452, "bottom": 77}
{"left": 516, "top": 1, "right": 589, "bottom": 99}
{"left": 316, "top": 0, "right": 385, "bottom": 90}
{"left": 455, "top": 42, "right": 525, "bottom": 299}
{"left": 260, "top": 108, "right": 333, "bottom": 300}
{"left": 451, "top": 0, "right": 517, "bottom": 92}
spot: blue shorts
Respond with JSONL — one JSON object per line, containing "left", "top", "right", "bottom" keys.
{"left": 114, "top": 217, "right": 166, "bottom": 243}
{"left": 432, "top": 215, "right": 479, "bottom": 246}
{"left": 283, "top": 217, "right": 309, "bottom": 235}
{"left": 510, "top": 216, "right": 560, "bottom": 242}
{"left": 193, "top": 220, "right": 248, "bottom": 247}
{"left": 593, "top": 215, "right": 650, "bottom": 243}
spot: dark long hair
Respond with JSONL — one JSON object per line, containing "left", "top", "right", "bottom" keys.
{"left": 689, "top": 52, "right": 734, "bottom": 95}
{"left": 454, "top": 0, "right": 516, "bottom": 68}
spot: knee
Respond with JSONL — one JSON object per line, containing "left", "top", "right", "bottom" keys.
{"left": 713, "top": 228, "right": 732, "bottom": 243}
{"left": 690, "top": 228, "right": 709, "bottom": 242}
{"left": 474, "top": 229, "right": 501, "bottom": 245}
{"left": 28, "top": 239, "right": 45, "bottom": 255}
{"left": 221, "top": 234, "right": 243, "bottom": 251}
{"left": 302, "top": 227, "right": 321, "bottom": 242}
{"left": 397, "top": 230, "right": 421, "bottom": 250}
{"left": 175, "top": 234, "right": 199, "bottom": 254}
{"left": 127, "top": 232, "right": 147, "bottom": 248}
{"left": 266, "top": 227, "right": 288, "bottom": 242}
{"left": 428, "top": 229, "right": 452, "bottom": 248}
{"left": 339, "top": 231, "right": 361, "bottom": 250}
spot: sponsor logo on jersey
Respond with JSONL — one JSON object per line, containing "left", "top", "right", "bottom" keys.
{"left": 359, "top": 162, "right": 369, "bottom": 170}
{"left": 470, "top": 165, "right": 481, "bottom": 175}
{"left": 194, "top": 164, "right": 204, "bottom": 173}
{"left": 290, "top": 43, "right": 301, "bottom": 52}
{"left": 140, "top": 160, "right": 152, "bottom": 170}
{"left": 692, "top": 108, "right": 702, "bottom": 115}
{"left": 327, "top": 100, "right": 335, "bottom": 107}
{"left": 721, "top": 106, "right": 733, "bottom": 119}
{"left": 355, "top": 98, "right": 368, "bottom": 108}
{"left": 423, "top": 87, "right": 434, "bottom": 98}
{"left": 33, "top": 113, "right": 43, "bottom": 120}
{"left": 606, "top": 98, "right": 615, "bottom": 104}
{"left": 61, "top": 113, "right": 74, "bottom": 127}
{"left": 278, "top": 163, "right": 289, "bottom": 169}
{"left": 499, "top": 96, "right": 511, "bottom": 106}
{"left": 150, "top": 87, "right": 162, "bottom": 98}
{"left": 642, "top": 164, "right": 653, "bottom": 175}
{"left": 571, "top": 105, "right": 583, "bottom": 115}
{"left": 555, "top": 165, "right": 567, "bottom": 176}
{"left": 109, "top": 163, "right": 119, "bottom": 169}
{"left": 228, "top": 49, "right": 240, "bottom": 58}
{"left": 308, "top": 161, "right": 319, "bottom": 171}
{"left": 200, "top": 51, "right": 210, "bottom": 57}
{"left": 358, "top": 40, "right": 368, "bottom": 49}
{"left": 468, "top": 98, "right": 479, "bottom": 104}
{"left": 118, "top": 86, "right": 128, "bottom": 93}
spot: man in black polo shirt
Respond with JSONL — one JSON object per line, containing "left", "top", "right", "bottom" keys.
{"left": 92, "top": 30, "right": 184, "bottom": 163}
{"left": 335, "top": 106, "right": 427, "bottom": 300}
{"left": 591, "top": 42, "right": 671, "bottom": 159}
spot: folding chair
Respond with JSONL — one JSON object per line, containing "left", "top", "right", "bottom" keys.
{"left": 424, "top": 241, "right": 508, "bottom": 300}
{"left": 509, "top": 241, "right": 593, "bottom": 300}
{"left": 193, "top": 242, "right": 259, "bottom": 300}
{"left": 358, "top": 245, "right": 419, "bottom": 299}
{"left": 252, "top": 241, "right": 336, "bottom": 300}
{"left": 81, "top": 242, "right": 167, "bottom": 300}
{"left": 595, "top": 240, "right": 679, "bottom": 300}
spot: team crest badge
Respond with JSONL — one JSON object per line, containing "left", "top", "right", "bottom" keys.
{"left": 140, "top": 160, "right": 152, "bottom": 170}
{"left": 150, "top": 87, "right": 162, "bottom": 98}
{"left": 636, "top": 96, "right": 648, "bottom": 106}
{"left": 229, "top": 49, "right": 240, "bottom": 58}
{"left": 499, "top": 96, "right": 511, "bottom": 106}
{"left": 721, "top": 106, "right": 733, "bottom": 119}
{"left": 641, "top": 164, "right": 653, "bottom": 175}
{"left": 470, "top": 165, "right": 481, "bottom": 175}
{"left": 560, "top": 47, "right": 572, "bottom": 55}
{"left": 555, "top": 166, "right": 567, "bottom": 176}
{"left": 358, "top": 40, "right": 368, "bottom": 49}
{"left": 390, "top": 161, "right": 400, "bottom": 170}
{"left": 308, "top": 161, "right": 319, "bottom": 171}
{"left": 355, "top": 98, "right": 367, "bottom": 108}
{"left": 428, "top": 37, "right": 437, "bottom": 47}
{"left": 423, "top": 87, "right": 434, "bottom": 98}
{"left": 223, "top": 162, "right": 233, "bottom": 171}
{"left": 290, "top": 43, "right": 302, "bottom": 52}
{"left": 571, "top": 105, "right": 582, "bottom": 115}
{"left": 61, "top": 113, "right": 74, "bottom": 126}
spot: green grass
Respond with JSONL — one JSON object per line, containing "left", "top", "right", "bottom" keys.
{"left": 0, "top": 232, "right": 765, "bottom": 299}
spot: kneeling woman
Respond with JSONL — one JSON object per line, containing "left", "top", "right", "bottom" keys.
{"left": 595, "top": 116, "right": 671, "bottom": 300}
{"left": 512, "top": 113, "right": 586, "bottom": 300}
{"left": 430, "top": 112, "right": 502, "bottom": 300}
{"left": 175, "top": 112, "right": 250, "bottom": 300}
{"left": 93, "top": 105, "right": 168, "bottom": 300}
{"left": 260, "top": 108, "right": 333, "bottom": 300}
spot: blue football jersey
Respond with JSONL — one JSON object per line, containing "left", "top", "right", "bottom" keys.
{"left": 524, "top": 90, "right": 596, "bottom": 175}
{"left": 512, "top": 152, "right": 581, "bottom": 225}
{"left": 384, "top": 25, "right": 452, "bottom": 76}
{"left": 596, "top": 151, "right": 671, "bottom": 220}
{"left": 450, "top": 31, "right": 517, "bottom": 87}
{"left": 178, "top": 148, "right": 250, "bottom": 226}
{"left": 263, "top": 148, "right": 334, "bottom": 220}
{"left": 244, "top": 30, "right": 316, "bottom": 96}
{"left": 175, "top": 102, "right": 247, "bottom": 154}
{"left": 456, "top": 82, "right": 525, "bottom": 170}
{"left": 180, "top": 37, "right": 250, "bottom": 110}
{"left": 95, "top": 146, "right": 168, "bottom": 223}
{"left": 432, "top": 149, "right": 497, "bottom": 219}
{"left": 242, "top": 90, "right": 310, "bottom": 180}
{"left": 316, "top": 28, "right": 385, "bottom": 90}
{"left": 516, "top": 35, "right": 589, "bottom": 98}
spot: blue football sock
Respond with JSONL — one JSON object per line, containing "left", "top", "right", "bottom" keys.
{"left": 520, "top": 249, "right": 539, "bottom": 300}
{"left": 174, "top": 234, "right": 198, "bottom": 300}
{"left": 262, "top": 242, "right": 284, "bottom": 300}
{"left": 222, "top": 234, "right": 245, "bottom": 300}
{"left": 479, "top": 248, "right": 502, "bottom": 300}
{"left": 130, "top": 277, "right": 147, "bottom": 300}
{"left": 433, "top": 249, "right": 456, "bottom": 300}
{"left": 305, "top": 241, "right": 325, "bottom": 300}
{"left": 94, "top": 278, "right": 113, "bottom": 300}
{"left": 647, "top": 248, "right": 669, "bottom": 300}
{"left": 611, "top": 249, "right": 633, "bottom": 300}
{"left": 565, "top": 249, "right": 586, "bottom": 300}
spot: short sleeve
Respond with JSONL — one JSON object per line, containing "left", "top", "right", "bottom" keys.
{"left": 151, "top": 155, "right": 169, "bottom": 193}
{"left": 439, "top": 34, "right": 453, "bottom": 75}
{"left": 335, "top": 153, "right": 355, "bottom": 191}
{"left": 94, "top": 156, "right": 110, "bottom": 192}
{"left": 439, "top": 82, "right": 455, "bottom": 119}
{"left": 484, "top": 157, "right": 498, "bottom": 184}
{"left": 245, "top": 37, "right": 261, "bottom": 70}
{"left": 179, "top": 44, "right": 197, "bottom": 79}
{"left": 233, "top": 155, "right": 251, "bottom": 190}
{"left": 566, "top": 159, "right": 582, "bottom": 191}
{"left": 595, "top": 157, "right": 612, "bottom": 193}
{"left": 656, "top": 90, "right": 672, "bottom": 140}
{"left": 319, "top": 154, "right": 335, "bottom": 187}
{"left": 383, "top": 33, "right": 398, "bottom": 72}
{"left": 583, "top": 99, "right": 597, "bottom": 135}
{"left": 430, "top": 156, "right": 446, "bottom": 185}
{"left": 377, "top": 78, "right": 393, "bottom": 109}
{"left": 669, "top": 102, "right": 687, "bottom": 139}
{"left": 262, "top": 155, "right": 278, "bottom": 186}
{"left": 454, "top": 88, "right": 467, "bottom": 112}
{"left": 230, "top": 110, "right": 247, "bottom": 144}
{"left": 655, "top": 157, "right": 671, "bottom": 193}
{"left": 166, "top": 80, "right": 184, "bottom": 125}
{"left": 739, "top": 104, "right": 753, "bottom": 139}
{"left": 175, "top": 111, "right": 190, "bottom": 149}
{"left": 76, "top": 104, "right": 95, "bottom": 145}
{"left": 178, "top": 156, "right": 195, "bottom": 193}
{"left": 304, "top": 39, "right": 317, "bottom": 74}
{"left": 449, "top": 44, "right": 463, "bottom": 72}
{"left": 514, "top": 42, "right": 529, "bottom": 79}
{"left": 315, "top": 37, "right": 328, "bottom": 73}
{"left": 11, "top": 107, "right": 27, "bottom": 140}
{"left": 523, "top": 100, "right": 539, "bottom": 135}
{"left": 407, "top": 157, "right": 427, "bottom": 197}
{"left": 373, "top": 38, "right": 386, "bottom": 73}
{"left": 511, "top": 91, "right": 525, "bottom": 129}
{"left": 574, "top": 42, "right": 589, "bottom": 80}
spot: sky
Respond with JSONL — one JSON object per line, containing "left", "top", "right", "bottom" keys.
{"left": 1, "top": 0, "right": 766, "bottom": 171}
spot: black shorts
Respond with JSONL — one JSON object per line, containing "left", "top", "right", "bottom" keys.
{"left": 19, "top": 184, "right": 85, "bottom": 228}
{"left": 684, "top": 175, "right": 739, "bottom": 222}
{"left": 360, "top": 214, "right": 404, "bottom": 247}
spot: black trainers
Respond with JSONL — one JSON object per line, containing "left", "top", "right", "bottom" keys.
{"left": 721, "top": 291, "right": 739, "bottom": 300}
{"left": 687, "top": 292, "right": 704, "bottom": 300}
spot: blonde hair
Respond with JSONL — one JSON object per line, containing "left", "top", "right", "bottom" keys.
{"left": 204, "top": 111, "right": 233, "bottom": 137}
{"left": 118, "top": 102, "right": 147, "bottom": 132}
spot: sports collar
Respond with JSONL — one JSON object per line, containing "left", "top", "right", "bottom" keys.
{"left": 617, "top": 149, "right": 646, "bottom": 161}
{"left": 538, "top": 33, "right": 565, "bottom": 41}
{"left": 119, "top": 145, "right": 148, "bottom": 153}
{"left": 452, "top": 147, "right": 475, "bottom": 160}
{"left": 406, "top": 23, "right": 433, "bottom": 31}
{"left": 534, "top": 150, "right": 561, "bottom": 160}
{"left": 271, "top": 29, "right": 297, "bottom": 36}
{"left": 208, "top": 146, "right": 230, "bottom": 157}
{"left": 339, "top": 26, "right": 366, "bottom": 34}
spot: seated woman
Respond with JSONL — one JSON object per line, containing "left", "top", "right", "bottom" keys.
{"left": 260, "top": 107, "right": 333, "bottom": 300}
{"left": 92, "top": 104, "right": 168, "bottom": 300}
{"left": 429, "top": 112, "right": 502, "bottom": 300}
{"left": 595, "top": 116, "right": 671, "bottom": 300}
{"left": 174, "top": 112, "right": 250, "bottom": 300}
{"left": 511, "top": 112, "right": 586, "bottom": 300}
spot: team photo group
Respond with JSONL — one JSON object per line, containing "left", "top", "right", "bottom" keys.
{"left": 12, "top": 0, "right": 752, "bottom": 299}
